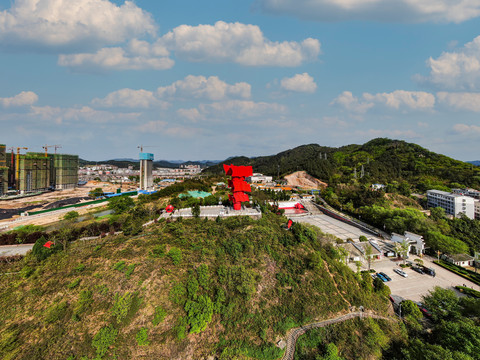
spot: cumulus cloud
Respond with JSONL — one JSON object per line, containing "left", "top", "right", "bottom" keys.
{"left": 437, "top": 92, "right": 480, "bottom": 112}
{"left": 92, "top": 76, "right": 251, "bottom": 110}
{"left": 363, "top": 90, "right": 435, "bottom": 110}
{"left": 0, "top": 91, "right": 38, "bottom": 107}
{"left": 177, "top": 100, "right": 287, "bottom": 121}
{"left": 157, "top": 75, "right": 251, "bottom": 100}
{"left": 332, "top": 90, "right": 435, "bottom": 113}
{"left": 57, "top": 21, "right": 320, "bottom": 70}
{"left": 158, "top": 21, "right": 320, "bottom": 66}
{"left": 92, "top": 89, "right": 169, "bottom": 109}
{"left": 0, "top": 0, "right": 156, "bottom": 50}
{"left": 257, "top": 0, "right": 480, "bottom": 23}
{"left": 30, "top": 105, "right": 140, "bottom": 124}
{"left": 280, "top": 73, "right": 317, "bottom": 93}
{"left": 452, "top": 123, "right": 480, "bottom": 135}
{"left": 58, "top": 46, "right": 174, "bottom": 71}
{"left": 424, "top": 36, "right": 480, "bottom": 90}
{"left": 330, "top": 91, "right": 373, "bottom": 113}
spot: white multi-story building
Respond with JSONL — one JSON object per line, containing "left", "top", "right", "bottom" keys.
{"left": 246, "top": 173, "right": 273, "bottom": 184}
{"left": 475, "top": 199, "right": 480, "bottom": 220}
{"left": 427, "top": 190, "right": 475, "bottom": 219}
{"left": 391, "top": 231, "right": 425, "bottom": 255}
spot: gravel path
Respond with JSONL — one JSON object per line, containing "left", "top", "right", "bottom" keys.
{"left": 281, "top": 311, "right": 393, "bottom": 360}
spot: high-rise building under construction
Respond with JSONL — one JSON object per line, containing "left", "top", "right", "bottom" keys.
{"left": 139, "top": 152, "right": 154, "bottom": 190}
{"left": 2, "top": 146, "right": 79, "bottom": 194}
{"left": 0, "top": 144, "right": 7, "bottom": 196}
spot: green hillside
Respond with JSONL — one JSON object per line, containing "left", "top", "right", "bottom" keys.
{"left": 0, "top": 213, "right": 398, "bottom": 360}
{"left": 205, "top": 138, "right": 480, "bottom": 189}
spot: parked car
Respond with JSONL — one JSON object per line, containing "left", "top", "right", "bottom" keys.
{"left": 376, "top": 273, "right": 387, "bottom": 282}
{"left": 416, "top": 302, "right": 432, "bottom": 318}
{"left": 379, "top": 272, "right": 391, "bottom": 281}
{"left": 394, "top": 268, "right": 408, "bottom": 277}
{"left": 422, "top": 267, "right": 436, "bottom": 276}
{"left": 412, "top": 266, "right": 424, "bottom": 274}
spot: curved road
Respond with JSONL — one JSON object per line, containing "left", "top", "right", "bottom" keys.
{"left": 281, "top": 311, "right": 393, "bottom": 360}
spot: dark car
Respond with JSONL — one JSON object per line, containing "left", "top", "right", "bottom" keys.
{"left": 412, "top": 266, "right": 424, "bottom": 274}
{"left": 379, "top": 272, "right": 392, "bottom": 281}
{"left": 423, "top": 267, "right": 436, "bottom": 276}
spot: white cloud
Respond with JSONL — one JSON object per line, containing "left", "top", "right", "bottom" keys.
{"left": 58, "top": 46, "right": 174, "bottom": 71}
{"left": 0, "top": 91, "right": 38, "bottom": 107}
{"left": 177, "top": 100, "right": 287, "bottom": 121}
{"left": 177, "top": 108, "right": 203, "bottom": 122}
{"left": 0, "top": 0, "right": 156, "bottom": 50}
{"left": 92, "top": 89, "right": 169, "bottom": 109}
{"left": 330, "top": 91, "right": 373, "bottom": 113}
{"left": 280, "top": 73, "right": 317, "bottom": 93}
{"left": 159, "top": 21, "right": 320, "bottom": 66}
{"left": 322, "top": 116, "right": 347, "bottom": 128}
{"left": 257, "top": 0, "right": 480, "bottom": 23}
{"left": 30, "top": 105, "right": 140, "bottom": 124}
{"left": 425, "top": 36, "right": 480, "bottom": 90}
{"left": 437, "top": 92, "right": 480, "bottom": 112}
{"left": 157, "top": 75, "right": 251, "bottom": 100}
{"left": 332, "top": 90, "right": 435, "bottom": 113}
{"left": 452, "top": 123, "right": 480, "bottom": 135}
{"left": 363, "top": 90, "right": 435, "bottom": 110}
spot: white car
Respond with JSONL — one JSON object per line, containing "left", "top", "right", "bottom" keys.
{"left": 394, "top": 268, "right": 408, "bottom": 278}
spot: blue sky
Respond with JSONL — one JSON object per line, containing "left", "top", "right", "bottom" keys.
{"left": 1, "top": 0, "right": 480, "bottom": 161}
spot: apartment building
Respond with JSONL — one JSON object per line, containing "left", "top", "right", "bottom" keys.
{"left": 452, "top": 188, "right": 480, "bottom": 199}
{"left": 427, "top": 190, "right": 475, "bottom": 219}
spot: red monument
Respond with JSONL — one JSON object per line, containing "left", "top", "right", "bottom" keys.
{"left": 223, "top": 164, "right": 253, "bottom": 210}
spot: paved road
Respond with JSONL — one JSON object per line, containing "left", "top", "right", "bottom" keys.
{"left": 281, "top": 312, "right": 393, "bottom": 360}
{"left": 0, "top": 244, "right": 34, "bottom": 257}
{"left": 296, "top": 214, "right": 383, "bottom": 242}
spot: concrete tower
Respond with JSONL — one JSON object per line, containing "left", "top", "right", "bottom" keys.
{"left": 139, "top": 152, "right": 154, "bottom": 190}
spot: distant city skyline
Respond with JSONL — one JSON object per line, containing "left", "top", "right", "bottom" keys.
{"left": 1, "top": 0, "right": 480, "bottom": 161}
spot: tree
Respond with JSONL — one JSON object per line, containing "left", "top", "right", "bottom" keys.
{"left": 63, "top": 211, "right": 79, "bottom": 221}
{"left": 359, "top": 235, "right": 368, "bottom": 242}
{"left": 414, "top": 258, "right": 424, "bottom": 266}
{"left": 89, "top": 187, "right": 104, "bottom": 199}
{"left": 395, "top": 239, "right": 410, "bottom": 265}
{"left": 192, "top": 203, "right": 201, "bottom": 218}
{"left": 108, "top": 196, "right": 135, "bottom": 214}
{"left": 430, "top": 207, "right": 446, "bottom": 221}
{"left": 401, "top": 300, "right": 423, "bottom": 320}
{"left": 422, "top": 287, "right": 461, "bottom": 322}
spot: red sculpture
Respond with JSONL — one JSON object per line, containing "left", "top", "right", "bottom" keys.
{"left": 223, "top": 164, "right": 253, "bottom": 210}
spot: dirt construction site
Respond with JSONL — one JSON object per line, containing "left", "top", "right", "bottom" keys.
{"left": 0, "top": 181, "right": 129, "bottom": 229}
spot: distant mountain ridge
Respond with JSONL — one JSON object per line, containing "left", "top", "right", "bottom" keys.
{"left": 205, "top": 138, "right": 480, "bottom": 189}
{"left": 468, "top": 161, "right": 480, "bottom": 167}
{"left": 79, "top": 158, "right": 221, "bottom": 169}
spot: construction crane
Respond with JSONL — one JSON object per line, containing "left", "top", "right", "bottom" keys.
{"left": 42, "top": 144, "right": 62, "bottom": 157}
{"left": 137, "top": 145, "right": 158, "bottom": 152}
{"left": 7, "top": 147, "right": 14, "bottom": 185}
{"left": 16, "top": 147, "right": 28, "bottom": 190}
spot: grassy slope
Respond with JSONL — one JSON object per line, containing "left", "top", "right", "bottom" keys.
{"left": 0, "top": 214, "right": 397, "bottom": 360}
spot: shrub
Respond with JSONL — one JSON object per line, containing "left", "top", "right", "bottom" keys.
{"left": 92, "top": 326, "right": 118, "bottom": 358}
{"left": 31, "top": 236, "right": 59, "bottom": 261}
{"left": 67, "top": 278, "right": 81, "bottom": 289}
{"left": 125, "top": 264, "right": 136, "bottom": 278}
{"left": 185, "top": 295, "right": 214, "bottom": 334}
{"left": 153, "top": 306, "right": 167, "bottom": 326}
{"left": 150, "top": 244, "right": 166, "bottom": 258}
{"left": 111, "top": 292, "right": 134, "bottom": 323}
{"left": 135, "top": 327, "right": 150, "bottom": 346}
{"left": 45, "top": 301, "right": 68, "bottom": 323}
{"left": 74, "top": 264, "right": 86, "bottom": 272}
{"left": 63, "top": 211, "right": 79, "bottom": 221}
{"left": 113, "top": 261, "right": 126, "bottom": 272}
{"left": 168, "top": 248, "right": 182, "bottom": 265}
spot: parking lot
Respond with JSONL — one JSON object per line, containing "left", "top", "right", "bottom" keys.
{"left": 354, "top": 255, "right": 480, "bottom": 302}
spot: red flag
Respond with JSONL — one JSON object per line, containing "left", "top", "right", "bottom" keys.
{"left": 44, "top": 241, "right": 54, "bottom": 248}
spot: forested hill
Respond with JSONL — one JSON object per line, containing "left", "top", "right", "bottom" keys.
{"left": 205, "top": 138, "right": 480, "bottom": 189}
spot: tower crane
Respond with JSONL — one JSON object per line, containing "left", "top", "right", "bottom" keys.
{"left": 16, "top": 147, "right": 28, "bottom": 190}
{"left": 137, "top": 145, "right": 158, "bottom": 153}
{"left": 42, "top": 144, "right": 62, "bottom": 157}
